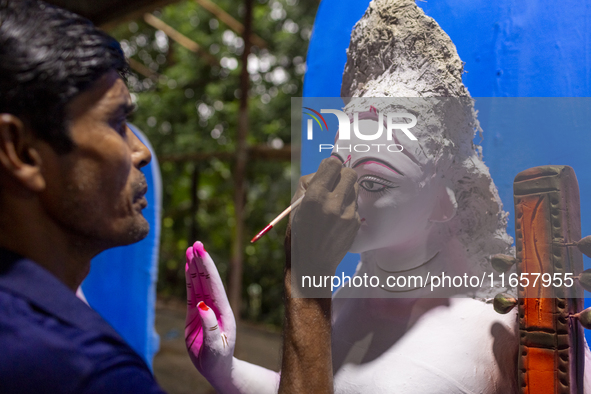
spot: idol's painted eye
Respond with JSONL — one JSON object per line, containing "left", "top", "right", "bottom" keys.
{"left": 359, "top": 180, "right": 387, "bottom": 192}
{"left": 358, "top": 175, "right": 397, "bottom": 194}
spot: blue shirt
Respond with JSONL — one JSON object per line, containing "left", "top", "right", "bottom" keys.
{"left": 0, "top": 249, "right": 167, "bottom": 393}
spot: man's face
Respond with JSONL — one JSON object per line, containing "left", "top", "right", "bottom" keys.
{"left": 40, "top": 70, "right": 152, "bottom": 251}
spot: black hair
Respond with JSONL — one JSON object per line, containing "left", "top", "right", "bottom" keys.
{"left": 0, "top": 0, "right": 128, "bottom": 153}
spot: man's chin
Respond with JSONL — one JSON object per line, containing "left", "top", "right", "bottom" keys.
{"left": 128, "top": 219, "right": 150, "bottom": 244}
{"left": 114, "top": 218, "right": 150, "bottom": 247}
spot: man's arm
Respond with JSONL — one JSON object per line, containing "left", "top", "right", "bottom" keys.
{"left": 279, "top": 158, "right": 359, "bottom": 393}
{"left": 279, "top": 254, "right": 334, "bottom": 393}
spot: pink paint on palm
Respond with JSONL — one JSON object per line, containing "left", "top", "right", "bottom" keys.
{"left": 193, "top": 241, "right": 206, "bottom": 258}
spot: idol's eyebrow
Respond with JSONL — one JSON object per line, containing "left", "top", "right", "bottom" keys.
{"left": 352, "top": 157, "right": 404, "bottom": 176}
{"left": 330, "top": 153, "right": 345, "bottom": 163}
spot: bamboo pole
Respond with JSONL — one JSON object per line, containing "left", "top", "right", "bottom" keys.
{"left": 143, "top": 13, "right": 220, "bottom": 67}
{"left": 189, "top": 165, "right": 200, "bottom": 244}
{"left": 227, "top": 0, "right": 253, "bottom": 319}
{"left": 193, "top": 0, "right": 267, "bottom": 49}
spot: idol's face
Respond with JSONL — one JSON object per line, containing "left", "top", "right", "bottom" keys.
{"left": 332, "top": 119, "right": 439, "bottom": 253}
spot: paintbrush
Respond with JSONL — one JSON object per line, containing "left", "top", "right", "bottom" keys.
{"left": 250, "top": 155, "right": 351, "bottom": 243}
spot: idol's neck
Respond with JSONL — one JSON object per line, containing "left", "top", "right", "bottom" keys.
{"left": 361, "top": 223, "right": 456, "bottom": 272}
{"left": 357, "top": 224, "right": 470, "bottom": 297}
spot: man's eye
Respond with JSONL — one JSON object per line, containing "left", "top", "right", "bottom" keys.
{"left": 119, "top": 122, "right": 128, "bottom": 135}
{"left": 112, "top": 119, "right": 127, "bottom": 135}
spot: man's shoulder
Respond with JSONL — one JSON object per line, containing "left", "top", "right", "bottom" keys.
{"left": 0, "top": 288, "right": 152, "bottom": 392}
{"left": 0, "top": 256, "right": 135, "bottom": 360}
{"left": 0, "top": 287, "right": 138, "bottom": 357}
{"left": 0, "top": 257, "right": 165, "bottom": 394}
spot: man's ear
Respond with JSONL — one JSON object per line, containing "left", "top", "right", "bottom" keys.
{"left": 0, "top": 114, "right": 45, "bottom": 192}
{"left": 428, "top": 185, "right": 457, "bottom": 223}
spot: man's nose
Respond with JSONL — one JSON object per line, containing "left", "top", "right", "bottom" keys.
{"left": 127, "top": 125, "right": 152, "bottom": 168}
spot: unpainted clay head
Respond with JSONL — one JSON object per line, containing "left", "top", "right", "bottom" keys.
{"left": 336, "top": 0, "right": 513, "bottom": 286}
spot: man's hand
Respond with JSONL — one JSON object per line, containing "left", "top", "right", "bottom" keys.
{"left": 185, "top": 241, "right": 236, "bottom": 392}
{"left": 288, "top": 157, "right": 360, "bottom": 294}
{"left": 185, "top": 241, "right": 282, "bottom": 394}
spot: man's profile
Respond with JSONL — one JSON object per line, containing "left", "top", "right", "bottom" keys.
{"left": 0, "top": 1, "right": 164, "bottom": 392}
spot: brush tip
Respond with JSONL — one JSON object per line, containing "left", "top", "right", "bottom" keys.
{"left": 251, "top": 224, "right": 274, "bottom": 243}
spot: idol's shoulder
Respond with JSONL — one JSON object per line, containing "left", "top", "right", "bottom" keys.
{"left": 332, "top": 297, "right": 520, "bottom": 394}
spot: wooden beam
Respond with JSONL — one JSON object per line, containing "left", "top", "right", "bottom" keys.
{"left": 127, "top": 57, "right": 160, "bottom": 80}
{"left": 158, "top": 145, "right": 294, "bottom": 163}
{"left": 143, "top": 13, "right": 220, "bottom": 67}
{"left": 194, "top": 0, "right": 267, "bottom": 49}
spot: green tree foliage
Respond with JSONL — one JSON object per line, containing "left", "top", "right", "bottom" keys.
{"left": 108, "top": 0, "right": 317, "bottom": 327}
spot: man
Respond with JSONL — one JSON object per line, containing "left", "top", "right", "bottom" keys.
{"left": 0, "top": 0, "right": 166, "bottom": 392}
{"left": 0, "top": 1, "right": 359, "bottom": 392}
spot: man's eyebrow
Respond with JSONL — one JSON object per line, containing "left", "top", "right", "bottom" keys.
{"left": 115, "top": 103, "right": 137, "bottom": 118}
{"left": 124, "top": 103, "right": 138, "bottom": 116}
{"left": 352, "top": 157, "right": 404, "bottom": 176}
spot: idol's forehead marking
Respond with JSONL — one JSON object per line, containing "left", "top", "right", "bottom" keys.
{"left": 333, "top": 122, "right": 422, "bottom": 168}
{"left": 352, "top": 157, "right": 403, "bottom": 176}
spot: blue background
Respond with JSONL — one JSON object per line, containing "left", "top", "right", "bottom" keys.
{"left": 302, "top": 0, "right": 591, "bottom": 319}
